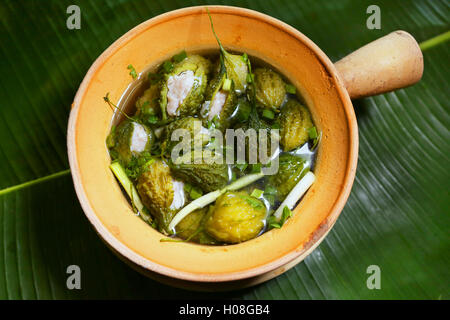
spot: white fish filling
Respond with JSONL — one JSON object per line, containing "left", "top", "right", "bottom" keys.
{"left": 166, "top": 70, "right": 200, "bottom": 116}
{"left": 170, "top": 180, "right": 185, "bottom": 210}
{"left": 130, "top": 122, "right": 148, "bottom": 153}
{"left": 207, "top": 90, "right": 227, "bottom": 120}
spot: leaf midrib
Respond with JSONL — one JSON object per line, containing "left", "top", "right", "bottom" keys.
{"left": 0, "top": 169, "right": 71, "bottom": 196}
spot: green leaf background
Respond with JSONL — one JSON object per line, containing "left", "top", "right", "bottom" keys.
{"left": 0, "top": 0, "right": 448, "bottom": 299}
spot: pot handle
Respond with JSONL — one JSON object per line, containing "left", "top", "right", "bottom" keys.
{"left": 334, "top": 30, "right": 423, "bottom": 99}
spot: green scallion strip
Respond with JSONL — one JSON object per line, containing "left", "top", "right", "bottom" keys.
{"left": 250, "top": 188, "right": 264, "bottom": 198}
{"left": 190, "top": 187, "right": 203, "bottom": 200}
{"left": 222, "top": 78, "right": 232, "bottom": 91}
{"left": 110, "top": 161, "right": 144, "bottom": 213}
{"left": 172, "top": 50, "right": 187, "bottom": 62}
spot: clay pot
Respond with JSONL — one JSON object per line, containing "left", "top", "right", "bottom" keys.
{"left": 67, "top": 6, "right": 422, "bottom": 290}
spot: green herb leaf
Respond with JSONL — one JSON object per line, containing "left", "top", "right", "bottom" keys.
{"left": 310, "top": 128, "right": 321, "bottom": 151}
{"left": 285, "top": 84, "right": 296, "bottom": 94}
{"left": 268, "top": 205, "right": 292, "bottom": 229}
{"left": 127, "top": 64, "right": 138, "bottom": 79}
{"left": 308, "top": 126, "right": 318, "bottom": 139}
{"left": 162, "top": 60, "right": 174, "bottom": 73}
{"left": 279, "top": 206, "right": 293, "bottom": 226}
{"left": 172, "top": 50, "right": 187, "bottom": 63}
{"left": 246, "top": 73, "right": 254, "bottom": 83}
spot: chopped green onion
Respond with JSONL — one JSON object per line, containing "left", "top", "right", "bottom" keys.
{"left": 190, "top": 187, "right": 203, "bottom": 200}
{"left": 172, "top": 50, "right": 187, "bottom": 63}
{"left": 184, "top": 182, "right": 203, "bottom": 200}
{"left": 127, "top": 64, "right": 137, "bottom": 79}
{"left": 308, "top": 126, "right": 318, "bottom": 139}
{"left": 250, "top": 188, "right": 264, "bottom": 198}
{"left": 285, "top": 84, "right": 296, "bottom": 94}
{"left": 222, "top": 78, "right": 232, "bottom": 91}
{"left": 262, "top": 109, "right": 275, "bottom": 120}
{"left": 162, "top": 60, "right": 174, "bottom": 73}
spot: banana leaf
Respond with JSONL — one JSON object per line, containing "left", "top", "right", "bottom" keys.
{"left": 0, "top": 0, "right": 448, "bottom": 299}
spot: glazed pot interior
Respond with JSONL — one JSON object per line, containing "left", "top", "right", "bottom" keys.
{"left": 68, "top": 6, "right": 357, "bottom": 282}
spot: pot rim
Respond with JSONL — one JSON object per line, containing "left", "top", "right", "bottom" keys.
{"left": 67, "top": 5, "right": 358, "bottom": 282}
